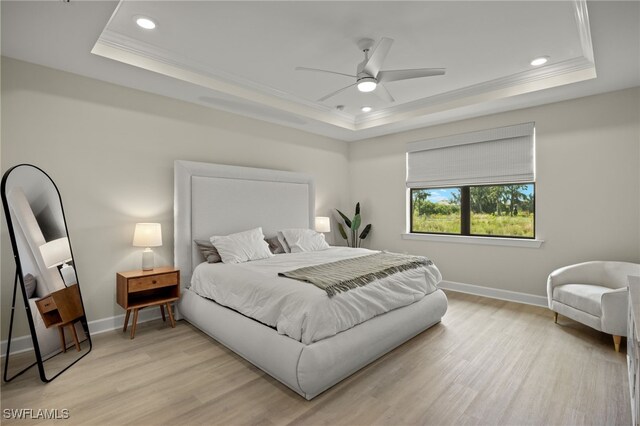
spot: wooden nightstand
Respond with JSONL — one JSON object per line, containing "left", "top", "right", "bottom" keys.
{"left": 36, "top": 284, "right": 85, "bottom": 353}
{"left": 116, "top": 267, "right": 180, "bottom": 339}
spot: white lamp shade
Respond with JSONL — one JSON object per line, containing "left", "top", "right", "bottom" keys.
{"left": 315, "top": 216, "right": 331, "bottom": 233}
{"left": 39, "top": 237, "right": 72, "bottom": 268}
{"left": 133, "top": 223, "right": 162, "bottom": 247}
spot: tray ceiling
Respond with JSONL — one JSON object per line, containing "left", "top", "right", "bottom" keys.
{"left": 3, "top": 1, "right": 639, "bottom": 141}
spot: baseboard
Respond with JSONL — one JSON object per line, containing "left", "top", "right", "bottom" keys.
{"left": 439, "top": 280, "right": 548, "bottom": 307}
{"left": 1, "top": 309, "right": 163, "bottom": 358}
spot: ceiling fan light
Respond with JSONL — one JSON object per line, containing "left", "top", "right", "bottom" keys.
{"left": 361, "top": 106, "right": 372, "bottom": 112}
{"left": 357, "top": 78, "right": 377, "bottom": 93}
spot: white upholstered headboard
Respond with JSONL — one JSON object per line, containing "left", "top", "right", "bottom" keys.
{"left": 174, "top": 160, "right": 315, "bottom": 288}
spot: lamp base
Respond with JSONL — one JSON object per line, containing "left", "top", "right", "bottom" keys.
{"left": 60, "top": 264, "right": 77, "bottom": 285}
{"left": 141, "top": 248, "right": 154, "bottom": 271}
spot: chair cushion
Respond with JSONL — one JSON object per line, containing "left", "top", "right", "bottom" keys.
{"left": 552, "top": 284, "right": 613, "bottom": 317}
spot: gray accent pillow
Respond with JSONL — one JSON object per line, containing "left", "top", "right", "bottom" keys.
{"left": 277, "top": 231, "right": 292, "bottom": 253}
{"left": 23, "top": 273, "right": 37, "bottom": 298}
{"left": 194, "top": 239, "right": 222, "bottom": 263}
{"left": 265, "top": 236, "right": 285, "bottom": 254}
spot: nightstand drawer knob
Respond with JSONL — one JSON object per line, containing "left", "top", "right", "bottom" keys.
{"left": 152, "top": 280, "right": 157, "bottom": 284}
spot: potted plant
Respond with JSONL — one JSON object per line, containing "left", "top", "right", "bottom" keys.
{"left": 336, "top": 202, "right": 372, "bottom": 248}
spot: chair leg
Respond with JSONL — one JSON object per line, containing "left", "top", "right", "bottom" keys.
{"left": 554, "top": 312, "right": 558, "bottom": 323}
{"left": 613, "top": 335, "right": 622, "bottom": 352}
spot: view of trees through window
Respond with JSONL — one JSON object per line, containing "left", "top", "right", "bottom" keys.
{"left": 412, "top": 188, "right": 461, "bottom": 234}
{"left": 411, "top": 184, "right": 535, "bottom": 238}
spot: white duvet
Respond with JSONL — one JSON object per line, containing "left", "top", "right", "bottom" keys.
{"left": 190, "top": 247, "right": 441, "bottom": 344}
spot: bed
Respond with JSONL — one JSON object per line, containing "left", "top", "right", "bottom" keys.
{"left": 174, "top": 160, "right": 448, "bottom": 400}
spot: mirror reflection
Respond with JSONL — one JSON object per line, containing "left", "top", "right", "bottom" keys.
{"left": 2, "top": 164, "right": 91, "bottom": 382}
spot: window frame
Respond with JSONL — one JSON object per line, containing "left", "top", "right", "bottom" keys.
{"left": 409, "top": 182, "right": 536, "bottom": 240}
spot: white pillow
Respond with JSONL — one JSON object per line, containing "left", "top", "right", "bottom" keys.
{"left": 277, "top": 231, "right": 292, "bottom": 253}
{"left": 210, "top": 227, "right": 273, "bottom": 264}
{"left": 280, "top": 228, "right": 330, "bottom": 253}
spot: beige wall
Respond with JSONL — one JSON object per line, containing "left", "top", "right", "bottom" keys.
{"left": 349, "top": 87, "right": 640, "bottom": 298}
{"left": 0, "top": 57, "right": 349, "bottom": 338}
{"left": 2, "top": 56, "right": 639, "bottom": 341}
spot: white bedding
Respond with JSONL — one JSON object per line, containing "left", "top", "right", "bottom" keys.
{"left": 190, "top": 247, "right": 441, "bottom": 344}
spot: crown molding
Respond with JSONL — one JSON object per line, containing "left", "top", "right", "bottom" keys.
{"left": 93, "top": 30, "right": 355, "bottom": 130}
{"left": 573, "top": 0, "right": 595, "bottom": 63}
{"left": 356, "top": 57, "right": 595, "bottom": 129}
{"left": 92, "top": 0, "right": 596, "bottom": 138}
{"left": 357, "top": 0, "right": 596, "bottom": 129}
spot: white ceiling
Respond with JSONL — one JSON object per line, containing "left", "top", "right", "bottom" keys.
{"left": 2, "top": 1, "right": 639, "bottom": 141}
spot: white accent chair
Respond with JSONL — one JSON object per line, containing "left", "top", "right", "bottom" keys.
{"left": 547, "top": 261, "right": 640, "bottom": 352}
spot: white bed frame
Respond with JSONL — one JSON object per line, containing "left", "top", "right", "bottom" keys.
{"left": 174, "top": 160, "right": 448, "bottom": 400}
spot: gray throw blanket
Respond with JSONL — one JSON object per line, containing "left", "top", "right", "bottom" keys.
{"left": 278, "top": 252, "right": 433, "bottom": 297}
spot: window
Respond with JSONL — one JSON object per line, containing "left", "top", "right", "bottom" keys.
{"left": 407, "top": 123, "right": 535, "bottom": 239}
{"left": 411, "top": 184, "right": 535, "bottom": 238}
{"left": 411, "top": 188, "right": 461, "bottom": 234}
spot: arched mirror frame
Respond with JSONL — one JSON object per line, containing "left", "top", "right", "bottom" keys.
{"left": 2, "top": 164, "right": 92, "bottom": 383}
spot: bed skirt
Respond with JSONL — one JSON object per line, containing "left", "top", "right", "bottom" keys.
{"left": 178, "top": 288, "right": 448, "bottom": 400}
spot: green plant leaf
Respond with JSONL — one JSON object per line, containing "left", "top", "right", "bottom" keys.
{"left": 355, "top": 202, "right": 360, "bottom": 215}
{"left": 351, "top": 214, "right": 361, "bottom": 231}
{"left": 359, "top": 224, "right": 372, "bottom": 239}
{"left": 336, "top": 209, "right": 352, "bottom": 228}
{"left": 337, "top": 223, "right": 348, "bottom": 240}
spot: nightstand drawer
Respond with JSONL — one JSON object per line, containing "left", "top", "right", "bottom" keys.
{"left": 36, "top": 296, "right": 57, "bottom": 313}
{"left": 129, "top": 272, "right": 178, "bottom": 292}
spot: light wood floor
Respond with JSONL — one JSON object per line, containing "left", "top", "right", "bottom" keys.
{"left": 1, "top": 291, "right": 630, "bottom": 425}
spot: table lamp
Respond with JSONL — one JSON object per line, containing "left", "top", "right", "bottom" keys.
{"left": 133, "top": 223, "right": 162, "bottom": 271}
{"left": 315, "top": 216, "right": 331, "bottom": 233}
{"left": 40, "top": 237, "right": 76, "bottom": 285}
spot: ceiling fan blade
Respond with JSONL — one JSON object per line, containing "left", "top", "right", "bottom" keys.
{"left": 375, "top": 83, "right": 395, "bottom": 103}
{"left": 378, "top": 68, "right": 446, "bottom": 83}
{"left": 317, "top": 83, "right": 358, "bottom": 102}
{"left": 295, "top": 67, "right": 356, "bottom": 79}
{"left": 363, "top": 37, "right": 394, "bottom": 78}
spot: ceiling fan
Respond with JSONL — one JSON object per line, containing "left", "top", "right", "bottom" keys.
{"left": 296, "top": 37, "right": 445, "bottom": 103}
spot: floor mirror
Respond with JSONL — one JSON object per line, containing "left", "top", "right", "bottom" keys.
{"left": 2, "top": 164, "right": 91, "bottom": 382}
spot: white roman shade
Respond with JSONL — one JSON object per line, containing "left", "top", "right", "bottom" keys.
{"left": 406, "top": 122, "right": 535, "bottom": 188}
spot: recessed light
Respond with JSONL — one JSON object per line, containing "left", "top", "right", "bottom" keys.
{"left": 530, "top": 56, "right": 549, "bottom": 66}
{"left": 357, "top": 78, "right": 377, "bottom": 93}
{"left": 361, "top": 106, "right": 372, "bottom": 113}
{"left": 136, "top": 17, "right": 156, "bottom": 30}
